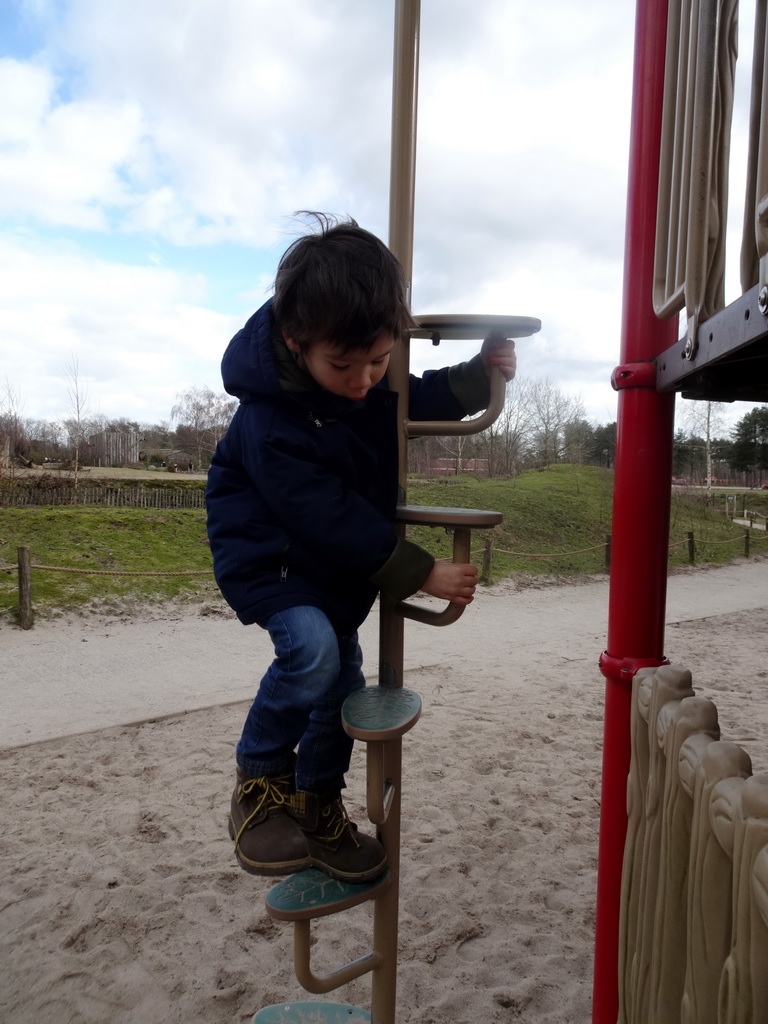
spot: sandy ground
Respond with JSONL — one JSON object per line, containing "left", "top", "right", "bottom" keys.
{"left": 1, "top": 559, "right": 766, "bottom": 1024}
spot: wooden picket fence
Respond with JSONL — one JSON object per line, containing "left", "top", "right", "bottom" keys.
{"left": 3, "top": 485, "right": 205, "bottom": 509}
{"left": 620, "top": 664, "right": 768, "bottom": 1023}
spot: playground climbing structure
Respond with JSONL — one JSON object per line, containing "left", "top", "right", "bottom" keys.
{"left": 596, "top": 1, "right": 768, "bottom": 1021}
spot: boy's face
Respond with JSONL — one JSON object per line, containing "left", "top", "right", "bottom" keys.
{"left": 284, "top": 331, "right": 395, "bottom": 401}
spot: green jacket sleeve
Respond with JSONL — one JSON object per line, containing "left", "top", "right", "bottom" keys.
{"left": 447, "top": 353, "right": 491, "bottom": 414}
{"left": 369, "top": 537, "right": 435, "bottom": 600}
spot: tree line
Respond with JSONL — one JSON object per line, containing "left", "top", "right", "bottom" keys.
{"left": 0, "top": 384, "right": 237, "bottom": 473}
{"left": 410, "top": 383, "right": 765, "bottom": 485}
{"left": 1, "top": 376, "right": 766, "bottom": 483}
{"left": 409, "top": 378, "right": 617, "bottom": 477}
{"left": 671, "top": 405, "right": 768, "bottom": 486}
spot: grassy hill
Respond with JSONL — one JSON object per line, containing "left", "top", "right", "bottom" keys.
{"left": 408, "top": 465, "right": 767, "bottom": 579}
{"left": 407, "top": 465, "right": 614, "bottom": 578}
{"left": 1, "top": 465, "right": 764, "bottom": 620}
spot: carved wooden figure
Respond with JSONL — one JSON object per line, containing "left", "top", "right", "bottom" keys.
{"left": 620, "top": 665, "right": 694, "bottom": 1023}
{"left": 649, "top": 696, "right": 719, "bottom": 1024}
{"left": 681, "top": 741, "right": 751, "bottom": 1024}
{"left": 717, "top": 774, "right": 768, "bottom": 1024}
{"left": 619, "top": 664, "right": 768, "bottom": 1024}
{"left": 751, "top": 842, "right": 768, "bottom": 1022}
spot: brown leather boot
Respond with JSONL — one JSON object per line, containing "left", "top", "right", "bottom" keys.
{"left": 228, "top": 769, "right": 311, "bottom": 876}
{"left": 292, "top": 791, "right": 387, "bottom": 883}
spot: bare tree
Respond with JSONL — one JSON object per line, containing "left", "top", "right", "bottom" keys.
{"left": 407, "top": 435, "right": 442, "bottom": 477}
{"left": 480, "top": 377, "right": 537, "bottom": 477}
{"left": 171, "top": 386, "right": 237, "bottom": 469}
{"left": 476, "top": 376, "right": 585, "bottom": 475}
{"left": 0, "top": 382, "right": 26, "bottom": 492}
{"left": 432, "top": 432, "right": 475, "bottom": 475}
{"left": 24, "top": 418, "right": 66, "bottom": 463}
{"left": 526, "top": 379, "right": 585, "bottom": 467}
{"left": 678, "top": 400, "right": 728, "bottom": 493}
{"left": 63, "top": 355, "right": 89, "bottom": 487}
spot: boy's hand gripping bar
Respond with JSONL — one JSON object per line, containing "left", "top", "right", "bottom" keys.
{"left": 393, "top": 506, "right": 502, "bottom": 626}
{"left": 407, "top": 313, "right": 540, "bottom": 437}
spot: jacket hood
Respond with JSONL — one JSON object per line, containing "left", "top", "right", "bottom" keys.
{"left": 221, "top": 300, "right": 283, "bottom": 403}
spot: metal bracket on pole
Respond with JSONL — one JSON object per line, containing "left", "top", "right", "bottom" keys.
{"left": 610, "top": 361, "right": 658, "bottom": 391}
{"left": 598, "top": 650, "right": 670, "bottom": 686}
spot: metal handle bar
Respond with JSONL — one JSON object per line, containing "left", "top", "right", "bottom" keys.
{"left": 393, "top": 505, "right": 502, "bottom": 626}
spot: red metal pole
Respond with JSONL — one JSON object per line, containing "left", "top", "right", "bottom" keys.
{"left": 592, "top": 0, "right": 678, "bottom": 1019}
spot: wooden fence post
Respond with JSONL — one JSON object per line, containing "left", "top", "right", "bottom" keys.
{"left": 744, "top": 529, "right": 750, "bottom": 558}
{"left": 604, "top": 534, "right": 611, "bottom": 571}
{"left": 482, "top": 535, "right": 494, "bottom": 584}
{"left": 687, "top": 531, "right": 695, "bottom": 564}
{"left": 17, "top": 545, "right": 33, "bottom": 630}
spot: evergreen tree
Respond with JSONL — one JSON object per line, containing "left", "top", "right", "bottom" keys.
{"left": 590, "top": 422, "right": 616, "bottom": 468}
{"left": 730, "top": 407, "right": 768, "bottom": 481}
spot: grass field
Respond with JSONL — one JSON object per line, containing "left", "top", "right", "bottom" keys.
{"left": 0, "top": 507, "right": 218, "bottom": 619}
{"left": 1, "top": 464, "right": 766, "bottom": 622}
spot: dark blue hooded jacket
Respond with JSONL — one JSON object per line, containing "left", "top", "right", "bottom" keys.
{"left": 206, "top": 299, "right": 490, "bottom": 634}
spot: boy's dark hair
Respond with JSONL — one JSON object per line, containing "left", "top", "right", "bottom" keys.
{"left": 273, "top": 212, "right": 417, "bottom": 353}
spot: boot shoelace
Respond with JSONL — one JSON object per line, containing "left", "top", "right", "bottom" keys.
{"left": 233, "top": 774, "right": 293, "bottom": 850}
{"left": 320, "top": 799, "right": 361, "bottom": 848}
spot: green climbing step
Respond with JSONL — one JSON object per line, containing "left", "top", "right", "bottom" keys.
{"left": 252, "top": 1002, "right": 371, "bottom": 1023}
{"left": 265, "top": 868, "right": 391, "bottom": 921}
{"left": 342, "top": 685, "right": 421, "bottom": 742}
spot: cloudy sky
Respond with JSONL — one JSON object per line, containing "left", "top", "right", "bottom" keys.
{"left": 0, "top": 0, "right": 759, "bottom": 430}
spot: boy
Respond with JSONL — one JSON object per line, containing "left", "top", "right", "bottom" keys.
{"left": 206, "top": 214, "right": 516, "bottom": 884}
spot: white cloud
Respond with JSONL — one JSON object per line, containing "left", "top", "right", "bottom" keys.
{"left": 10, "top": 0, "right": 395, "bottom": 245}
{"left": 0, "top": 0, "right": 760, "bottom": 435}
{"left": 0, "top": 236, "right": 239, "bottom": 423}
{"left": 0, "top": 58, "right": 53, "bottom": 141}
{"left": 0, "top": 58, "right": 146, "bottom": 229}
{"left": 3, "top": 0, "right": 634, "bottom": 264}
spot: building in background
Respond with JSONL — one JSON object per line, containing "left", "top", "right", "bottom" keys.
{"left": 89, "top": 431, "right": 143, "bottom": 467}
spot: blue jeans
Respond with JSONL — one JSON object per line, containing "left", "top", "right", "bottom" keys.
{"left": 236, "top": 606, "right": 366, "bottom": 793}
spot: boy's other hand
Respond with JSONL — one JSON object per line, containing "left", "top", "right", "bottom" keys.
{"left": 480, "top": 334, "right": 517, "bottom": 382}
{"left": 421, "top": 562, "right": 478, "bottom": 605}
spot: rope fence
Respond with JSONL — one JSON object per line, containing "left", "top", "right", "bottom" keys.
{"left": 1, "top": 547, "right": 215, "bottom": 629}
{"left": 4, "top": 526, "right": 768, "bottom": 628}
{"left": 15, "top": 565, "right": 211, "bottom": 577}
{"left": 493, "top": 542, "right": 607, "bottom": 558}
{"left": 430, "top": 525, "right": 768, "bottom": 583}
